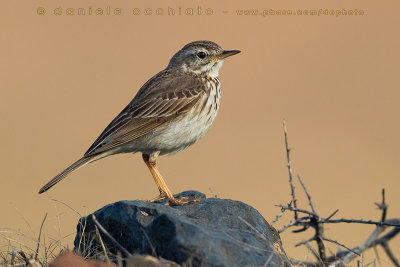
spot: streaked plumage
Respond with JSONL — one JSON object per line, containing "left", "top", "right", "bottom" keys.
{"left": 39, "top": 40, "right": 240, "bottom": 205}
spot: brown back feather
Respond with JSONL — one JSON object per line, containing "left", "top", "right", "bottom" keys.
{"left": 84, "top": 69, "right": 207, "bottom": 157}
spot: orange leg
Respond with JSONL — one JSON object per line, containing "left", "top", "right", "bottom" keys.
{"left": 142, "top": 154, "right": 199, "bottom": 206}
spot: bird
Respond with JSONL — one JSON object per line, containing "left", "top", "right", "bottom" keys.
{"left": 39, "top": 40, "right": 240, "bottom": 205}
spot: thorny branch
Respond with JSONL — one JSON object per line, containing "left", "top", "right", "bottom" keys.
{"left": 277, "top": 123, "right": 400, "bottom": 266}
{"left": 283, "top": 120, "right": 298, "bottom": 220}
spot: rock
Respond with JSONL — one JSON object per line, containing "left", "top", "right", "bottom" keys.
{"left": 74, "top": 191, "right": 292, "bottom": 267}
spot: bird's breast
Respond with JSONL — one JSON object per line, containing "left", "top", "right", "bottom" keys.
{"left": 132, "top": 77, "right": 221, "bottom": 155}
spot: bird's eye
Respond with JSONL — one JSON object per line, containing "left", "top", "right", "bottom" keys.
{"left": 196, "top": 52, "right": 206, "bottom": 59}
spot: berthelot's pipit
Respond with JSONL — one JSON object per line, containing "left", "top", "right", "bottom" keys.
{"left": 39, "top": 40, "right": 240, "bottom": 205}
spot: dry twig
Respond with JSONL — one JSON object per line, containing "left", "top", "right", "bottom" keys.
{"left": 283, "top": 120, "right": 298, "bottom": 220}
{"left": 276, "top": 123, "right": 400, "bottom": 266}
{"left": 35, "top": 213, "right": 47, "bottom": 261}
{"left": 91, "top": 215, "right": 132, "bottom": 258}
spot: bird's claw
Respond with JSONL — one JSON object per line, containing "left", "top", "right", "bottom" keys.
{"left": 149, "top": 193, "right": 200, "bottom": 206}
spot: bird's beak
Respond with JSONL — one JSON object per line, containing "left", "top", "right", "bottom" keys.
{"left": 219, "top": 50, "right": 241, "bottom": 59}
{"left": 210, "top": 50, "right": 241, "bottom": 61}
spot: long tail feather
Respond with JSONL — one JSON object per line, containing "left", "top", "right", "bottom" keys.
{"left": 39, "top": 156, "right": 95, "bottom": 194}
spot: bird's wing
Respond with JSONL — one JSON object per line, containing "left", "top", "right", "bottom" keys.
{"left": 84, "top": 70, "right": 207, "bottom": 157}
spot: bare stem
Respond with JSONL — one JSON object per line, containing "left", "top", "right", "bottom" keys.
{"left": 283, "top": 120, "right": 298, "bottom": 220}
{"left": 381, "top": 242, "right": 400, "bottom": 267}
{"left": 91, "top": 215, "right": 132, "bottom": 258}
{"left": 35, "top": 213, "right": 47, "bottom": 262}
{"left": 297, "top": 175, "right": 316, "bottom": 214}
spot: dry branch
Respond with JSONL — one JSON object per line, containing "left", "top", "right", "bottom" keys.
{"left": 283, "top": 120, "right": 298, "bottom": 220}
{"left": 276, "top": 122, "right": 400, "bottom": 267}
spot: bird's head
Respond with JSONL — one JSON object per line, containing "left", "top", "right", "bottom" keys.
{"left": 167, "top": 41, "right": 240, "bottom": 78}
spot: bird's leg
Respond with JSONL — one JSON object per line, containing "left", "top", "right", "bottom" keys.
{"left": 142, "top": 154, "right": 199, "bottom": 206}
{"left": 142, "top": 154, "right": 173, "bottom": 200}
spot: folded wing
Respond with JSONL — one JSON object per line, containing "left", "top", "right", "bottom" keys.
{"left": 84, "top": 70, "right": 206, "bottom": 157}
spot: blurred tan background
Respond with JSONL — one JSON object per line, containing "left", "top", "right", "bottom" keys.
{"left": 1, "top": 0, "right": 399, "bottom": 265}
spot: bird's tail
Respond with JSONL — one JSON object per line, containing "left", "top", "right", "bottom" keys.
{"left": 39, "top": 156, "right": 96, "bottom": 194}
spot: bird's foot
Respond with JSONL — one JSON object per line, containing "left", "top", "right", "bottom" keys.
{"left": 149, "top": 193, "right": 200, "bottom": 206}
{"left": 166, "top": 197, "right": 200, "bottom": 206}
{"left": 149, "top": 193, "right": 167, "bottom": 202}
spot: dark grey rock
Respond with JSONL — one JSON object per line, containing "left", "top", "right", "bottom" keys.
{"left": 74, "top": 191, "right": 292, "bottom": 267}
